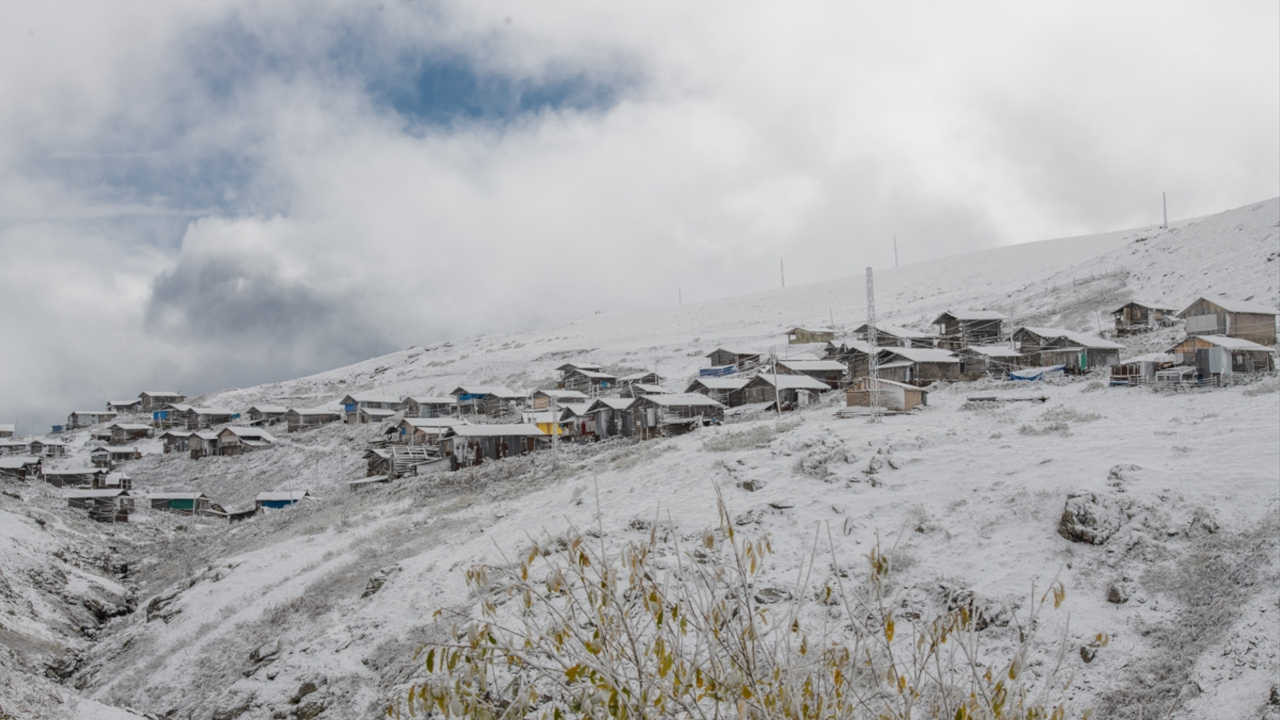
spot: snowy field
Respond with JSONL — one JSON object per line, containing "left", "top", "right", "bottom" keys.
{"left": 0, "top": 198, "right": 1277, "bottom": 719}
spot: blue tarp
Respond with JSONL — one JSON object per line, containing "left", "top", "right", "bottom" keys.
{"left": 699, "top": 365, "right": 736, "bottom": 377}
{"left": 1009, "top": 364, "right": 1066, "bottom": 381}
{"left": 153, "top": 410, "right": 169, "bottom": 420}
{"left": 343, "top": 403, "right": 357, "bottom": 412}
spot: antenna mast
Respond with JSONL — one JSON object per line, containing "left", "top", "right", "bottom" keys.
{"left": 865, "top": 266, "right": 880, "bottom": 423}
{"left": 893, "top": 236, "right": 899, "bottom": 268}
{"left": 779, "top": 258, "right": 785, "bottom": 289}
{"left": 1161, "top": 192, "right": 1168, "bottom": 229}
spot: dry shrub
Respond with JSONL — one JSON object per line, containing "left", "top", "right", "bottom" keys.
{"left": 390, "top": 491, "right": 1082, "bottom": 720}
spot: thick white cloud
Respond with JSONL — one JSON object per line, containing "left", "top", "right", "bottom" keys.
{"left": 0, "top": 0, "right": 1276, "bottom": 430}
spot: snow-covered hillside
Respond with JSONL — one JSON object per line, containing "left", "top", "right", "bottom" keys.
{"left": 1, "top": 197, "right": 1277, "bottom": 720}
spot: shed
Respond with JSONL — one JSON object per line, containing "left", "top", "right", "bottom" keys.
{"left": 559, "top": 367, "right": 618, "bottom": 395}
{"left": 151, "top": 403, "right": 192, "bottom": 429}
{"left": 216, "top": 426, "right": 275, "bottom": 456}
{"left": 185, "top": 407, "right": 237, "bottom": 430}
{"left": 450, "top": 385, "right": 527, "bottom": 417}
{"left": 139, "top": 392, "right": 186, "bottom": 412}
{"left": 64, "top": 488, "right": 133, "bottom": 521}
{"left": 1109, "top": 353, "right": 1179, "bottom": 386}
{"left": 704, "top": 348, "right": 762, "bottom": 372}
{"left": 401, "top": 395, "right": 457, "bottom": 418}
{"left": 685, "top": 377, "right": 750, "bottom": 408}
{"left": 397, "top": 417, "right": 464, "bottom": 446}
{"left": 44, "top": 467, "right": 108, "bottom": 488}
{"left": 618, "top": 371, "right": 662, "bottom": 388}
{"left": 630, "top": 393, "right": 726, "bottom": 439}
{"left": 584, "top": 397, "right": 635, "bottom": 439}
{"left": 149, "top": 492, "right": 220, "bottom": 516}
{"left": 1167, "top": 335, "right": 1275, "bottom": 378}
{"left": 189, "top": 431, "right": 220, "bottom": 458}
{"left": 1112, "top": 300, "right": 1178, "bottom": 335}
{"left": 831, "top": 340, "right": 882, "bottom": 378}
{"left": 1177, "top": 297, "right": 1277, "bottom": 345}
{"left": 340, "top": 393, "right": 403, "bottom": 423}
{"left": 773, "top": 358, "right": 847, "bottom": 388}
{"left": 846, "top": 377, "right": 929, "bottom": 412}
{"left": 441, "top": 424, "right": 549, "bottom": 468}
{"left": 556, "top": 402, "right": 594, "bottom": 440}
{"left": 107, "top": 400, "right": 143, "bottom": 414}
{"left": 957, "top": 345, "right": 1027, "bottom": 379}
{"left": 246, "top": 405, "right": 287, "bottom": 425}
{"left": 852, "top": 323, "right": 935, "bottom": 348}
{"left": 67, "top": 410, "right": 117, "bottom": 429}
{"left": 0, "top": 423, "right": 14, "bottom": 439}
{"left": 530, "top": 389, "right": 590, "bottom": 410}
{"left": 32, "top": 440, "right": 67, "bottom": 458}
{"left": 786, "top": 327, "right": 836, "bottom": 344}
{"left": 286, "top": 407, "right": 342, "bottom": 432}
{"left": 1012, "top": 327, "right": 1123, "bottom": 372}
{"left": 621, "top": 383, "right": 671, "bottom": 398}
{"left": 0, "top": 440, "right": 28, "bottom": 455}
{"left": 0, "top": 456, "right": 41, "bottom": 481}
{"left": 158, "top": 430, "right": 194, "bottom": 454}
{"left": 874, "top": 347, "right": 962, "bottom": 385}
{"left": 91, "top": 445, "right": 142, "bottom": 467}
{"left": 108, "top": 422, "right": 153, "bottom": 445}
{"left": 742, "top": 373, "right": 831, "bottom": 409}
{"left": 932, "top": 310, "right": 1006, "bottom": 350}
{"left": 255, "top": 490, "right": 310, "bottom": 511}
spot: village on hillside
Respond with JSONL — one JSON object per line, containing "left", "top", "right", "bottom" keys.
{"left": 2, "top": 293, "right": 1275, "bottom": 524}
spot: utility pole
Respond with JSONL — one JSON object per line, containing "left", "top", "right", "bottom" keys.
{"left": 1162, "top": 192, "right": 1168, "bottom": 229}
{"left": 893, "top": 236, "right": 899, "bottom": 269}
{"left": 772, "top": 345, "right": 782, "bottom": 418}
{"left": 865, "top": 266, "right": 880, "bottom": 423}
{"left": 779, "top": 258, "right": 785, "bottom": 289}
{"left": 678, "top": 287, "right": 682, "bottom": 306}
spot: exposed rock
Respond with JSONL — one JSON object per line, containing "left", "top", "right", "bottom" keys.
{"left": 250, "top": 638, "right": 281, "bottom": 664}
{"left": 1106, "top": 582, "right": 1130, "bottom": 604}
{"left": 753, "top": 587, "right": 792, "bottom": 604}
{"left": 212, "top": 692, "right": 255, "bottom": 720}
{"left": 294, "top": 701, "right": 326, "bottom": 719}
{"left": 44, "top": 652, "right": 80, "bottom": 681}
{"left": 1269, "top": 685, "right": 1280, "bottom": 706}
{"left": 145, "top": 590, "right": 183, "bottom": 623}
{"left": 736, "top": 478, "right": 766, "bottom": 492}
{"left": 290, "top": 677, "right": 324, "bottom": 704}
{"left": 767, "top": 499, "right": 795, "bottom": 510}
{"left": 938, "top": 584, "right": 1010, "bottom": 631}
{"left": 1080, "top": 644, "right": 1097, "bottom": 663}
{"left": 1058, "top": 492, "right": 1129, "bottom": 545}
{"left": 1184, "top": 507, "right": 1220, "bottom": 537}
{"left": 1106, "top": 463, "right": 1142, "bottom": 492}
{"left": 361, "top": 565, "right": 402, "bottom": 599}
{"left": 734, "top": 509, "right": 764, "bottom": 526}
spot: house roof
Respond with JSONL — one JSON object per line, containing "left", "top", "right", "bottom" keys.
{"left": 218, "top": 426, "right": 276, "bottom": 442}
{"left": 556, "top": 362, "right": 603, "bottom": 372}
{"left": 1120, "top": 352, "right": 1178, "bottom": 365}
{"left": 963, "top": 345, "right": 1025, "bottom": 358}
{"left": 933, "top": 309, "right": 1006, "bottom": 323}
{"left": 776, "top": 359, "right": 847, "bottom": 372}
{"left": 1015, "top": 327, "right": 1124, "bottom": 350}
{"left": 450, "top": 385, "right": 523, "bottom": 398}
{"left": 854, "top": 378, "right": 929, "bottom": 393}
{"left": 342, "top": 392, "right": 402, "bottom": 405}
{"left": 401, "top": 395, "right": 456, "bottom": 405}
{"left": 403, "top": 417, "right": 465, "bottom": 429}
{"left": 257, "top": 490, "right": 309, "bottom": 502}
{"left": 640, "top": 393, "right": 726, "bottom": 409}
{"left": 1178, "top": 296, "right": 1277, "bottom": 316}
{"left": 193, "top": 431, "right": 220, "bottom": 440}
{"left": 1172, "top": 335, "right": 1274, "bottom": 352}
{"left": 531, "top": 389, "right": 590, "bottom": 401}
{"left": 148, "top": 492, "right": 208, "bottom": 501}
{"left": 163, "top": 403, "right": 195, "bottom": 413}
{"left": 289, "top": 407, "right": 342, "bottom": 417}
{"left": 140, "top": 391, "right": 183, "bottom": 398}
{"left": 748, "top": 374, "right": 832, "bottom": 391}
{"left": 631, "top": 384, "right": 671, "bottom": 394}
{"left": 587, "top": 398, "right": 635, "bottom": 412}
{"left": 619, "top": 371, "right": 660, "bottom": 382}
{"left": 347, "top": 476, "right": 390, "bottom": 487}
{"left": 557, "top": 402, "right": 593, "bottom": 418}
{"left": 63, "top": 488, "right": 129, "bottom": 499}
{"left": 0, "top": 456, "right": 41, "bottom": 469}
{"left": 688, "top": 377, "right": 750, "bottom": 391}
{"left": 450, "top": 424, "right": 547, "bottom": 438}
{"left": 358, "top": 407, "right": 399, "bottom": 418}
{"left": 705, "top": 348, "right": 761, "bottom": 359}
{"left": 107, "top": 400, "right": 139, "bottom": 407}
{"left": 247, "top": 405, "right": 287, "bottom": 414}
{"left": 853, "top": 322, "right": 933, "bottom": 339}
{"left": 190, "top": 407, "right": 235, "bottom": 416}
{"left": 44, "top": 466, "right": 104, "bottom": 476}
{"left": 72, "top": 410, "right": 116, "bottom": 417}
{"left": 566, "top": 368, "right": 617, "bottom": 380}
{"left": 1112, "top": 299, "right": 1178, "bottom": 313}
{"left": 109, "top": 423, "right": 152, "bottom": 431}
{"left": 878, "top": 347, "right": 961, "bottom": 364}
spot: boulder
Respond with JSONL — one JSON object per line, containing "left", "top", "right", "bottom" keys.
{"left": 1058, "top": 492, "right": 1129, "bottom": 545}
{"left": 361, "top": 565, "right": 402, "bottom": 599}
{"left": 1106, "top": 581, "right": 1130, "bottom": 604}
{"left": 753, "top": 587, "right": 792, "bottom": 605}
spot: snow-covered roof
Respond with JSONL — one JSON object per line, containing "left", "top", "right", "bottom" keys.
{"left": 854, "top": 322, "right": 933, "bottom": 339}
{"left": 164, "top": 403, "right": 195, "bottom": 414}
{"left": 566, "top": 368, "right": 617, "bottom": 380}
{"left": 878, "top": 347, "right": 961, "bottom": 364}
{"left": 450, "top": 424, "right": 547, "bottom": 438}
{"left": 72, "top": 410, "right": 116, "bottom": 416}
{"left": 190, "top": 407, "right": 235, "bottom": 416}
{"left": 631, "top": 384, "right": 671, "bottom": 394}
{"left": 247, "top": 405, "right": 288, "bottom": 414}
{"left": 688, "top": 377, "right": 750, "bottom": 391}
{"left": 1113, "top": 299, "right": 1178, "bottom": 312}
{"left": 934, "top": 309, "right": 1006, "bottom": 322}
{"left": 963, "top": 345, "right": 1025, "bottom": 358}
{"left": 99, "top": 446, "right": 141, "bottom": 454}
{"left": 558, "top": 402, "right": 593, "bottom": 417}
{"left": 856, "top": 378, "right": 929, "bottom": 393}
{"left": 357, "top": 407, "right": 399, "bottom": 418}
{"left": 641, "top": 393, "right": 726, "bottom": 409}
{"left": 44, "top": 465, "right": 103, "bottom": 475}
{"left": 148, "top": 492, "right": 208, "bottom": 501}
{"left": 705, "top": 347, "right": 761, "bottom": 358}
{"left": 257, "top": 490, "right": 309, "bottom": 502}
{"left": 63, "top": 488, "right": 129, "bottom": 499}
{"left": 109, "top": 423, "right": 152, "bottom": 431}
{"left": 556, "top": 362, "right": 602, "bottom": 372}
{"left": 403, "top": 417, "right": 464, "bottom": 429}
{"left": 343, "top": 392, "right": 402, "bottom": 405}
{"left": 619, "top": 371, "right": 660, "bottom": 382}
{"left": 776, "top": 359, "right": 847, "bottom": 372}
{"left": 531, "top": 389, "right": 590, "bottom": 401}
{"left": 749, "top": 374, "right": 832, "bottom": 391}
{"left": 0, "top": 456, "right": 41, "bottom": 469}
{"left": 140, "top": 391, "right": 183, "bottom": 398}
{"left": 219, "top": 426, "right": 276, "bottom": 442}
{"left": 1179, "top": 296, "right": 1277, "bottom": 316}
{"left": 587, "top": 398, "right": 635, "bottom": 412}
{"left": 450, "top": 385, "right": 523, "bottom": 398}
{"left": 347, "top": 476, "right": 390, "bottom": 487}
{"left": 193, "top": 431, "right": 220, "bottom": 440}
{"left": 1174, "top": 335, "right": 1274, "bottom": 352}
{"left": 401, "top": 395, "right": 456, "bottom": 405}
{"left": 107, "top": 400, "right": 139, "bottom": 407}
{"left": 289, "top": 407, "right": 341, "bottom": 416}
{"left": 1120, "top": 352, "right": 1178, "bottom": 365}
{"left": 1015, "top": 327, "right": 1123, "bottom": 350}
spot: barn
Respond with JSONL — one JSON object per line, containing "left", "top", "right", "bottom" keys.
{"left": 846, "top": 377, "right": 929, "bottom": 412}
{"left": 1177, "top": 296, "right": 1277, "bottom": 346}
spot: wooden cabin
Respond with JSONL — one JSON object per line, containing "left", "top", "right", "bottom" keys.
{"left": 1112, "top": 301, "right": 1177, "bottom": 336}
{"left": 30, "top": 440, "right": 67, "bottom": 458}
{"left": 786, "top": 327, "right": 836, "bottom": 344}
{"left": 148, "top": 492, "right": 222, "bottom": 517}
{"left": 44, "top": 467, "right": 106, "bottom": 488}
{"left": 450, "top": 385, "right": 526, "bottom": 418}
{"left": 832, "top": 341, "right": 880, "bottom": 379}
{"left": 958, "top": 345, "right": 1026, "bottom": 379}
{"left": 1109, "top": 353, "right": 1179, "bottom": 386}
{"left": 364, "top": 448, "right": 393, "bottom": 476}
{"left": 93, "top": 472, "right": 131, "bottom": 490}
{"left": 0, "top": 440, "right": 28, "bottom": 456}
{"left": 139, "top": 392, "right": 186, "bottom": 412}
{"left": 630, "top": 394, "right": 726, "bottom": 439}
{"left": 90, "top": 445, "right": 142, "bottom": 467}
{"left": 340, "top": 393, "right": 402, "bottom": 424}
{"left": 216, "top": 426, "right": 275, "bottom": 456}
{"left": 556, "top": 402, "right": 594, "bottom": 441}
{"left": 584, "top": 398, "right": 635, "bottom": 439}
{"left": 874, "top": 347, "right": 962, "bottom": 385}
{"left": 189, "top": 431, "right": 220, "bottom": 458}
{"left": 441, "top": 424, "right": 549, "bottom": 468}
{"left": 0, "top": 423, "right": 13, "bottom": 439}
{"left": 559, "top": 367, "right": 618, "bottom": 395}
{"left": 255, "top": 490, "right": 309, "bottom": 511}
{"left": 107, "top": 399, "right": 143, "bottom": 414}
{"left": 685, "top": 377, "right": 750, "bottom": 408}
{"left": 0, "top": 456, "right": 41, "bottom": 481}
{"left": 530, "top": 389, "right": 590, "bottom": 410}
{"left": 401, "top": 395, "right": 456, "bottom": 418}
{"left": 704, "top": 348, "right": 762, "bottom": 373}
{"left": 64, "top": 488, "right": 132, "bottom": 522}
{"left": 618, "top": 371, "right": 662, "bottom": 388}
{"left": 932, "top": 310, "right": 1006, "bottom": 350}
{"left": 356, "top": 406, "right": 399, "bottom": 425}
{"left": 1177, "top": 297, "right": 1277, "bottom": 346}
{"left": 150, "top": 403, "right": 192, "bottom": 429}
{"left": 1167, "top": 335, "right": 1275, "bottom": 378}
{"left": 742, "top": 373, "right": 831, "bottom": 409}
{"left": 286, "top": 408, "right": 342, "bottom": 432}
{"left": 846, "top": 377, "right": 929, "bottom": 412}
{"left": 774, "top": 358, "right": 847, "bottom": 388}
{"left": 396, "top": 418, "right": 462, "bottom": 446}
{"left": 852, "top": 323, "right": 935, "bottom": 348}
{"left": 67, "top": 410, "right": 117, "bottom": 429}
{"left": 246, "top": 405, "right": 287, "bottom": 425}
{"left": 109, "top": 423, "right": 153, "bottom": 445}
{"left": 185, "top": 407, "right": 237, "bottom": 430}
{"left": 1011, "top": 327, "right": 1123, "bottom": 372}
{"left": 158, "top": 430, "right": 194, "bottom": 454}
{"left": 621, "top": 383, "right": 671, "bottom": 398}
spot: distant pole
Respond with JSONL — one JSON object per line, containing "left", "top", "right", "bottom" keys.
{"left": 1162, "top": 192, "right": 1168, "bottom": 229}
{"left": 772, "top": 346, "right": 782, "bottom": 418}
{"left": 893, "top": 236, "right": 899, "bottom": 268}
{"left": 678, "top": 287, "right": 683, "bottom": 306}
{"left": 779, "top": 258, "right": 786, "bottom": 289}
{"left": 865, "top": 266, "right": 880, "bottom": 423}
{"left": 829, "top": 306, "right": 836, "bottom": 331}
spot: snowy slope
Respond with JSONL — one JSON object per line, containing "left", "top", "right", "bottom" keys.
{"left": 2, "top": 197, "right": 1277, "bottom": 720}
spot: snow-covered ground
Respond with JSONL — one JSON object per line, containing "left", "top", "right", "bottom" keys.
{"left": 1, "top": 197, "right": 1276, "bottom": 719}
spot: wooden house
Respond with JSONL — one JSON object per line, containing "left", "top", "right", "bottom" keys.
{"left": 957, "top": 345, "right": 1026, "bottom": 379}
{"left": 1177, "top": 296, "right": 1277, "bottom": 346}
{"left": 401, "top": 395, "right": 457, "bottom": 418}
{"left": 356, "top": 406, "right": 399, "bottom": 424}
{"left": 109, "top": 423, "right": 153, "bottom": 445}
{"left": 93, "top": 472, "right": 131, "bottom": 490}
{"left": 852, "top": 323, "right": 935, "bottom": 348}
{"left": 0, "top": 440, "right": 28, "bottom": 456}
{"left": 285, "top": 407, "right": 342, "bottom": 432}
{"left": 774, "top": 358, "right": 847, "bottom": 388}
{"left": 685, "top": 377, "right": 750, "bottom": 407}
{"left": 64, "top": 488, "right": 132, "bottom": 521}
{"left": 523, "top": 410, "right": 566, "bottom": 438}
{"left": 29, "top": 440, "right": 67, "bottom": 458}
{"left": 364, "top": 448, "right": 393, "bottom": 476}
{"left": 559, "top": 367, "right": 618, "bottom": 395}
{"left": 618, "top": 371, "right": 662, "bottom": 388}
{"left": 630, "top": 394, "right": 725, "bottom": 439}
{"left": 246, "top": 405, "right": 287, "bottom": 425}
{"left": 151, "top": 403, "right": 192, "bottom": 429}
{"left": 0, "top": 423, "right": 14, "bottom": 439}
{"left": 0, "top": 456, "right": 41, "bottom": 481}
{"left": 1011, "top": 327, "right": 1123, "bottom": 372}
{"left": 1167, "top": 335, "right": 1275, "bottom": 378}
{"left": 555, "top": 402, "right": 594, "bottom": 440}
{"left": 874, "top": 347, "right": 962, "bottom": 385}
{"left": 1112, "top": 300, "right": 1178, "bottom": 336}
{"left": 621, "top": 383, "right": 671, "bottom": 398}
{"left": 158, "top": 430, "right": 194, "bottom": 454}
{"left": 44, "top": 467, "right": 108, "bottom": 488}
{"left": 67, "top": 410, "right": 117, "bottom": 429}
{"left": 185, "top": 407, "right": 237, "bottom": 430}
{"left": 932, "top": 310, "right": 1005, "bottom": 350}
{"left": 1109, "top": 353, "right": 1179, "bottom": 386}
{"left": 189, "top": 431, "right": 220, "bottom": 458}
{"left": 340, "top": 393, "right": 402, "bottom": 424}
{"left": 584, "top": 398, "right": 635, "bottom": 439}
{"left": 704, "top": 348, "right": 762, "bottom": 373}
{"left": 530, "top": 389, "right": 590, "bottom": 410}
{"left": 255, "top": 490, "right": 309, "bottom": 511}
{"left": 441, "top": 424, "right": 549, "bottom": 468}
{"left": 742, "top": 373, "right": 831, "bottom": 409}
{"left": 832, "top": 341, "right": 881, "bottom": 378}
{"left": 846, "top": 377, "right": 929, "bottom": 412}
{"left": 107, "top": 399, "right": 143, "bottom": 414}
{"left": 450, "top": 385, "right": 526, "bottom": 418}
{"left": 786, "top": 327, "right": 836, "bottom": 344}
{"left": 148, "top": 492, "right": 222, "bottom": 517}
{"left": 347, "top": 475, "right": 391, "bottom": 492}
{"left": 216, "top": 426, "right": 275, "bottom": 456}
{"left": 90, "top": 445, "right": 142, "bottom": 467}
{"left": 139, "top": 392, "right": 186, "bottom": 412}
{"left": 397, "top": 417, "right": 462, "bottom": 446}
